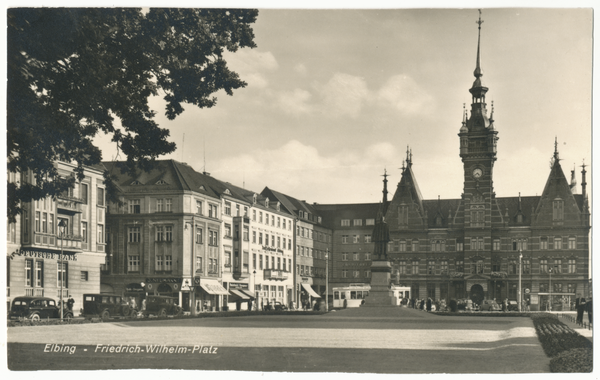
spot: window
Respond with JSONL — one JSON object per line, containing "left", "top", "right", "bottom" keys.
{"left": 353, "top": 253, "right": 359, "bottom": 261}
{"left": 283, "top": 219, "right": 286, "bottom": 229}
{"left": 539, "top": 259, "right": 548, "bottom": 273}
{"left": 244, "top": 226, "right": 249, "bottom": 241}
{"left": 353, "top": 219, "right": 362, "bottom": 226}
{"left": 476, "top": 260, "right": 484, "bottom": 274}
{"left": 252, "top": 210, "right": 256, "bottom": 221}
{"left": 165, "top": 199, "right": 172, "bottom": 212}
{"left": 554, "top": 259, "right": 562, "bottom": 273}
{"left": 98, "top": 224, "right": 104, "bottom": 244}
{"left": 440, "top": 260, "right": 448, "bottom": 273}
{"left": 165, "top": 226, "right": 172, "bottom": 241}
{"left": 456, "top": 241, "right": 463, "bottom": 252}
{"left": 156, "top": 226, "right": 164, "bottom": 241}
{"left": 195, "top": 227, "right": 203, "bottom": 244}
{"left": 568, "top": 237, "right": 576, "bottom": 250}
{"left": 97, "top": 187, "right": 105, "bottom": 206}
{"left": 128, "top": 199, "right": 141, "bottom": 214}
{"left": 553, "top": 199, "right": 564, "bottom": 221}
{"left": 508, "top": 260, "right": 517, "bottom": 275}
{"left": 493, "top": 239, "right": 500, "bottom": 251}
{"left": 568, "top": 259, "right": 576, "bottom": 274}
{"left": 224, "top": 224, "right": 232, "bottom": 238}
{"left": 342, "top": 270, "right": 348, "bottom": 278}
{"left": 277, "top": 257, "right": 281, "bottom": 270}
{"left": 277, "top": 236, "right": 281, "bottom": 248}
{"left": 411, "top": 260, "right": 419, "bottom": 274}
{"left": 209, "top": 230, "right": 218, "bottom": 246}
{"left": 81, "top": 271, "right": 88, "bottom": 281}
{"left": 196, "top": 200, "right": 203, "bottom": 215}
{"left": 492, "top": 261, "right": 501, "bottom": 272}
{"left": 236, "top": 204, "right": 240, "bottom": 216}
{"left": 365, "top": 253, "right": 371, "bottom": 261}
{"left": 128, "top": 255, "right": 141, "bottom": 273}
{"left": 523, "top": 259, "right": 531, "bottom": 274}
{"left": 470, "top": 210, "right": 484, "bottom": 227}
{"left": 208, "top": 204, "right": 218, "bottom": 218}
{"left": 165, "top": 255, "right": 172, "bottom": 271}
{"left": 539, "top": 283, "right": 548, "bottom": 293}
{"left": 259, "top": 212, "right": 263, "bottom": 223}
{"left": 540, "top": 237, "right": 548, "bottom": 250}
{"left": 271, "top": 215, "right": 275, "bottom": 226}
{"left": 271, "top": 256, "right": 275, "bottom": 269}
{"left": 35, "top": 261, "right": 44, "bottom": 287}
{"left": 128, "top": 227, "right": 141, "bottom": 243}
{"left": 398, "top": 261, "right": 406, "bottom": 274}
{"left": 342, "top": 253, "right": 348, "bottom": 261}
{"left": 341, "top": 219, "right": 350, "bottom": 226}
{"left": 353, "top": 235, "right": 359, "bottom": 244}
{"left": 353, "top": 270, "right": 360, "bottom": 278}
{"left": 259, "top": 233, "right": 263, "bottom": 245}
{"left": 81, "top": 222, "right": 88, "bottom": 243}
{"left": 271, "top": 235, "right": 275, "bottom": 246}
{"left": 554, "top": 237, "right": 563, "bottom": 250}
{"left": 196, "top": 256, "right": 203, "bottom": 273}
{"left": 156, "top": 199, "right": 163, "bottom": 212}
{"left": 277, "top": 217, "right": 281, "bottom": 227}
{"left": 427, "top": 261, "right": 435, "bottom": 275}
{"left": 553, "top": 282, "right": 563, "bottom": 293}
{"left": 57, "top": 262, "right": 68, "bottom": 287}
{"left": 412, "top": 240, "right": 419, "bottom": 252}
{"left": 471, "top": 237, "right": 483, "bottom": 250}
{"left": 366, "top": 218, "right": 375, "bottom": 226}
{"left": 80, "top": 183, "right": 88, "bottom": 204}
{"left": 42, "top": 213, "right": 47, "bottom": 233}
{"left": 455, "top": 260, "right": 464, "bottom": 272}
{"left": 243, "top": 251, "right": 249, "bottom": 273}
{"left": 399, "top": 240, "right": 406, "bottom": 252}
{"left": 252, "top": 231, "right": 257, "bottom": 243}
{"left": 156, "top": 255, "right": 163, "bottom": 271}
{"left": 225, "top": 202, "right": 231, "bottom": 215}
{"left": 432, "top": 240, "right": 445, "bottom": 252}
{"left": 35, "top": 211, "right": 40, "bottom": 232}
{"left": 25, "top": 259, "right": 33, "bottom": 287}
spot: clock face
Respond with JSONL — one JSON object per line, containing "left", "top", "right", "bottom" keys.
{"left": 473, "top": 168, "right": 483, "bottom": 179}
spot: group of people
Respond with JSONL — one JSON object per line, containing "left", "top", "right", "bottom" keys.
{"left": 59, "top": 295, "right": 75, "bottom": 312}
{"left": 409, "top": 297, "right": 444, "bottom": 312}
{"left": 576, "top": 296, "right": 592, "bottom": 326}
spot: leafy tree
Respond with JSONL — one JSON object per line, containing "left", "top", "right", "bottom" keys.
{"left": 7, "top": 8, "right": 258, "bottom": 222}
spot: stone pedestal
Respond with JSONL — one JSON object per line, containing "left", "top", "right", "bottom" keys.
{"left": 362, "top": 260, "right": 396, "bottom": 307}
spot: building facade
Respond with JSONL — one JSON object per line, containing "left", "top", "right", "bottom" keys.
{"left": 261, "top": 188, "right": 333, "bottom": 308}
{"left": 7, "top": 161, "right": 107, "bottom": 315}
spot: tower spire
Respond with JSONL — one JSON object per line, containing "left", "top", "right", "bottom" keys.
{"left": 474, "top": 9, "right": 484, "bottom": 79}
{"left": 382, "top": 168, "right": 389, "bottom": 208}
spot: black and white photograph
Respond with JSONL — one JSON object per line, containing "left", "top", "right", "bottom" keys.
{"left": 4, "top": 2, "right": 595, "bottom": 376}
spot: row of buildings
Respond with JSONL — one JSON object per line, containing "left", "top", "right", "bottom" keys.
{"left": 6, "top": 16, "right": 591, "bottom": 314}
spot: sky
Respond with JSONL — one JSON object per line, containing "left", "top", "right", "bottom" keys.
{"left": 93, "top": 8, "right": 592, "bottom": 205}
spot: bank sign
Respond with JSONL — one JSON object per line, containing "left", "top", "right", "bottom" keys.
{"left": 9, "top": 248, "right": 78, "bottom": 261}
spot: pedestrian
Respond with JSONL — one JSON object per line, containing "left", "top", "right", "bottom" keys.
{"left": 410, "top": 298, "right": 415, "bottom": 308}
{"left": 420, "top": 299, "right": 425, "bottom": 310}
{"left": 576, "top": 295, "right": 586, "bottom": 325}
{"left": 502, "top": 298, "right": 507, "bottom": 312}
{"left": 66, "top": 295, "right": 75, "bottom": 312}
{"left": 586, "top": 298, "right": 593, "bottom": 325}
{"left": 526, "top": 298, "right": 530, "bottom": 312}
{"left": 426, "top": 298, "right": 432, "bottom": 312}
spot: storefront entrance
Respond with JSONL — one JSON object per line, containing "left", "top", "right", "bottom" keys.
{"left": 470, "top": 284, "right": 485, "bottom": 305}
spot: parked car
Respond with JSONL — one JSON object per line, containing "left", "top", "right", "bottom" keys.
{"left": 140, "top": 295, "right": 182, "bottom": 318}
{"left": 82, "top": 294, "right": 134, "bottom": 321}
{"left": 507, "top": 300, "right": 519, "bottom": 311}
{"left": 264, "top": 301, "right": 287, "bottom": 311}
{"left": 479, "top": 299, "right": 501, "bottom": 311}
{"left": 9, "top": 296, "right": 73, "bottom": 320}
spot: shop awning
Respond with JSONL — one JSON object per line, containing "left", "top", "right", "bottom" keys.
{"left": 229, "top": 289, "right": 251, "bottom": 300}
{"left": 302, "top": 283, "right": 321, "bottom": 298}
{"left": 238, "top": 289, "right": 255, "bottom": 299}
{"left": 200, "top": 279, "right": 229, "bottom": 295}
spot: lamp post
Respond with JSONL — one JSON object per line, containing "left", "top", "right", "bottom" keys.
{"left": 58, "top": 219, "right": 67, "bottom": 321}
{"left": 325, "top": 249, "right": 329, "bottom": 312}
{"left": 253, "top": 270, "right": 257, "bottom": 311}
{"left": 518, "top": 250, "right": 522, "bottom": 312}
{"left": 548, "top": 266, "right": 553, "bottom": 311}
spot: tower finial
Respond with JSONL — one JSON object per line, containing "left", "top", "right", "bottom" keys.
{"left": 554, "top": 136, "right": 559, "bottom": 160}
{"left": 474, "top": 9, "right": 484, "bottom": 79}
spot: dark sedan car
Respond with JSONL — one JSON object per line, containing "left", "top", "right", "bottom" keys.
{"left": 9, "top": 296, "right": 73, "bottom": 320}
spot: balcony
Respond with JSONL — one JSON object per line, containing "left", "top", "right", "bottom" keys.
{"left": 263, "top": 269, "right": 288, "bottom": 281}
{"left": 25, "top": 288, "right": 45, "bottom": 297}
{"left": 57, "top": 197, "right": 83, "bottom": 213}
{"left": 30, "top": 232, "right": 83, "bottom": 252}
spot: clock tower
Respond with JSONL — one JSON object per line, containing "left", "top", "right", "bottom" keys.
{"left": 458, "top": 10, "right": 498, "bottom": 229}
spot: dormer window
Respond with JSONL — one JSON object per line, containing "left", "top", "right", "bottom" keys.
{"left": 553, "top": 198, "right": 564, "bottom": 221}
{"left": 276, "top": 202, "right": 280, "bottom": 211}
{"left": 130, "top": 180, "right": 142, "bottom": 186}
{"left": 265, "top": 198, "right": 269, "bottom": 208}
{"left": 199, "top": 185, "right": 206, "bottom": 191}
{"left": 155, "top": 179, "right": 168, "bottom": 185}
{"left": 253, "top": 194, "right": 257, "bottom": 205}
{"left": 224, "top": 189, "right": 232, "bottom": 196}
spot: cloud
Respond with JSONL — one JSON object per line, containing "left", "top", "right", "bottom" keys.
{"left": 276, "top": 88, "right": 313, "bottom": 115}
{"left": 377, "top": 74, "right": 433, "bottom": 114}
{"left": 210, "top": 140, "right": 404, "bottom": 203}
{"left": 223, "top": 49, "right": 279, "bottom": 89}
{"left": 294, "top": 63, "right": 307, "bottom": 75}
{"left": 315, "top": 73, "right": 369, "bottom": 118}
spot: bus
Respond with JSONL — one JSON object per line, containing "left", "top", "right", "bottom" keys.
{"left": 333, "top": 284, "right": 412, "bottom": 308}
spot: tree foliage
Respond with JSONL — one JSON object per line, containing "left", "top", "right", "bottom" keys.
{"left": 7, "top": 8, "right": 258, "bottom": 221}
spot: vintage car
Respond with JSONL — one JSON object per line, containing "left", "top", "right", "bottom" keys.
{"left": 82, "top": 294, "right": 135, "bottom": 321}
{"left": 264, "top": 301, "right": 287, "bottom": 311}
{"left": 9, "top": 296, "right": 73, "bottom": 320}
{"left": 507, "top": 300, "right": 519, "bottom": 311}
{"left": 140, "top": 295, "right": 182, "bottom": 318}
{"left": 479, "top": 299, "right": 501, "bottom": 311}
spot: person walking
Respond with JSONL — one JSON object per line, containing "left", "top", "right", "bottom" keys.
{"left": 585, "top": 297, "right": 593, "bottom": 325}
{"left": 426, "top": 298, "right": 432, "bottom": 312}
{"left": 66, "top": 295, "right": 75, "bottom": 313}
{"left": 576, "top": 295, "right": 586, "bottom": 325}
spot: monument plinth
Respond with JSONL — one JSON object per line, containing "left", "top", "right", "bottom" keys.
{"left": 362, "top": 260, "right": 396, "bottom": 307}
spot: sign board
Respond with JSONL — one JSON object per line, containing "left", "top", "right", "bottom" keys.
{"left": 525, "top": 288, "right": 530, "bottom": 294}
{"left": 530, "top": 294, "right": 539, "bottom": 304}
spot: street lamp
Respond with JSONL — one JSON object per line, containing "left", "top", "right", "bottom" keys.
{"left": 253, "top": 270, "right": 257, "bottom": 311}
{"left": 58, "top": 219, "right": 67, "bottom": 321}
{"left": 548, "top": 266, "right": 553, "bottom": 312}
{"left": 325, "top": 249, "right": 329, "bottom": 312}
{"left": 518, "top": 250, "right": 522, "bottom": 312}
